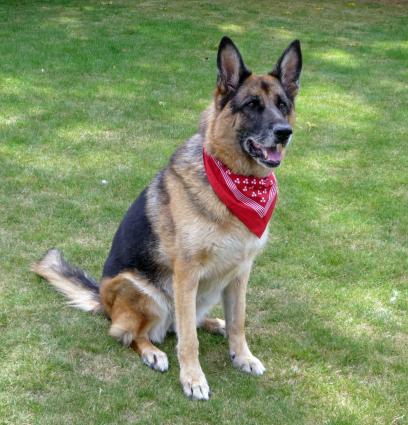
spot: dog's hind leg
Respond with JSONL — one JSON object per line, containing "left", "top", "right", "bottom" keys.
{"left": 100, "top": 273, "right": 169, "bottom": 372}
{"left": 110, "top": 307, "right": 169, "bottom": 372}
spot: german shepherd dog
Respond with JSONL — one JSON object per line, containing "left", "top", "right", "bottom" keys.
{"left": 33, "top": 37, "right": 302, "bottom": 400}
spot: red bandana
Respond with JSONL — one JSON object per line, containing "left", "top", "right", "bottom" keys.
{"left": 203, "top": 148, "right": 278, "bottom": 238}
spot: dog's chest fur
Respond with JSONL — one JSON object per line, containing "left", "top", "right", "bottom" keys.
{"left": 197, "top": 224, "right": 268, "bottom": 280}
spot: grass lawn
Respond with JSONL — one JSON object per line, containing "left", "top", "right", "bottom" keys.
{"left": 1, "top": 0, "right": 407, "bottom": 424}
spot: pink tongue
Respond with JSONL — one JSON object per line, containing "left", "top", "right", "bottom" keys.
{"left": 267, "top": 149, "right": 281, "bottom": 162}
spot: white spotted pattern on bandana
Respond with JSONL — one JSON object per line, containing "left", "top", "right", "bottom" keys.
{"left": 213, "top": 158, "right": 277, "bottom": 218}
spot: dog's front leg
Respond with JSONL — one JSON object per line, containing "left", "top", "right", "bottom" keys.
{"left": 223, "top": 267, "right": 266, "bottom": 376}
{"left": 173, "top": 261, "right": 210, "bottom": 400}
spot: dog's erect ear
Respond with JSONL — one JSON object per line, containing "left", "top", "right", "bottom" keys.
{"left": 217, "top": 36, "right": 251, "bottom": 95}
{"left": 271, "top": 40, "right": 302, "bottom": 100}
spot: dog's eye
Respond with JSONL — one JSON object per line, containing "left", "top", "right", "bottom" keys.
{"left": 277, "top": 97, "right": 289, "bottom": 114}
{"left": 245, "top": 98, "right": 261, "bottom": 110}
{"left": 278, "top": 101, "right": 288, "bottom": 114}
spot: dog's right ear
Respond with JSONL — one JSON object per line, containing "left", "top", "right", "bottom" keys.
{"left": 217, "top": 37, "right": 251, "bottom": 96}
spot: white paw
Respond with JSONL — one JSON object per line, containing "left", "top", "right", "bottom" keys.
{"left": 180, "top": 369, "right": 211, "bottom": 401}
{"left": 215, "top": 318, "right": 227, "bottom": 337}
{"left": 231, "top": 353, "right": 266, "bottom": 376}
{"left": 142, "top": 349, "right": 169, "bottom": 372}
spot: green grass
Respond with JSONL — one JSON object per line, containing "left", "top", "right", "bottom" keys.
{"left": 1, "top": 0, "right": 407, "bottom": 424}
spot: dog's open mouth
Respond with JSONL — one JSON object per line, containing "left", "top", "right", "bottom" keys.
{"left": 247, "top": 139, "right": 281, "bottom": 167}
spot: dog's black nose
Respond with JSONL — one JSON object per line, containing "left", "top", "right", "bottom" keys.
{"left": 273, "top": 124, "right": 292, "bottom": 142}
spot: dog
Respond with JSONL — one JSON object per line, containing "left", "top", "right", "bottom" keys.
{"left": 33, "top": 36, "right": 302, "bottom": 400}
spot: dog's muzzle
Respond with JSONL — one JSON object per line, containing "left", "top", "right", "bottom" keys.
{"left": 245, "top": 124, "right": 292, "bottom": 168}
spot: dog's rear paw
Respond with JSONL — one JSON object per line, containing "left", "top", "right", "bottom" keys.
{"left": 231, "top": 354, "right": 266, "bottom": 376}
{"left": 201, "top": 317, "right": 226, "bottom": 337}
{"left": 142, "top": 349, "right": 169, "bottom": 372}
{"left": 180, "top": 369, "right": 211, "bottom": 401}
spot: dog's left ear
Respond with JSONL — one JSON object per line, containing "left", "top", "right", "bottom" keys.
{"left": 270, "top": 40, "right": 302, "bottom": 100}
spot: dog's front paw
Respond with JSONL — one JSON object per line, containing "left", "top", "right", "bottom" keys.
{"left": 231, "top": 353, "right": 266, "bottom": 376}
{"left": 180, "top": 368, "right": 211, "bottom": 401}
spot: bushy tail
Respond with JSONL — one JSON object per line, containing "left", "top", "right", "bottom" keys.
{"left": 32, "top": 249, "right": 102, "bottom": 313}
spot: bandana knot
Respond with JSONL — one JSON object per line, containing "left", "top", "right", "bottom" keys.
{"left": 203, "top": 147, "right": 278, "bottom": 238}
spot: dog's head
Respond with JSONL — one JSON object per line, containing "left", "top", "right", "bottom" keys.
{"left": 204, "top": 37, "right": 302, "bottom": 176}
